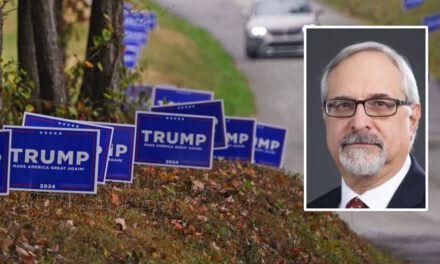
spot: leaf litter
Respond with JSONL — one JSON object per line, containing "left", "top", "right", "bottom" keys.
{"left": 0, "top": 159, "right": 399, "bottom": 263}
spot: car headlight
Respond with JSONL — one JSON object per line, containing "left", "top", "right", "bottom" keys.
{"left": 250, "top": 26, "right": 267, "bottom": 37}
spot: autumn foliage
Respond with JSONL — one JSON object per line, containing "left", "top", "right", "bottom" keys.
{"left": 0, "top": 160, "right": 398, "bottom": 263}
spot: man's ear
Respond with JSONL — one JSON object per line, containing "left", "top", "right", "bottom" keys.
{"left": 409, "top": 103, "right": 421, "bottom": 136}
{"left": 321, "top": 106, "right": 326, "bottom": 120}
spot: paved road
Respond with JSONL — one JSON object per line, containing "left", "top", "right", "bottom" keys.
{"left": 345, "top": 77, "right": 440, "bottom": 263}
{"left": 156, "top": 0, "right": 304, "bottom": 174}
{"left": 153, "top": 0, "right": 440, "bottom": 262}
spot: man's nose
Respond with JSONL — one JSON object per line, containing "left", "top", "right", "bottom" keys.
{"left": 349, "top": 103, "right": 372, "bottom": 131}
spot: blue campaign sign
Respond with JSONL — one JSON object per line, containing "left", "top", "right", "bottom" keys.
{"left": 125, "top": 11, "right": 157, "bottom": 30}
{"left": 22, "top": 113, "right": 114, "bottom": 184}
{"left": 402, "top": 0, "right": 424, "bottom": 10}
{"left": 124, "top": 43, "right": 142, "bottom": 59}
{"left": 151, "top": 100, "right": 227, "bottom": 149}
{"left": 124, "top": 20, "right": 149, "bottom": 35}
{"left": 125, "top": 84, "right": 154, "bottom": 111}
{"left": 123, "top": 3, "right": 132, "bottom": 11}
{"left": 152, "top": 86, "right": 214, "bottom": 106}
{"left": 96, "top": 123, "right": 135, "bottom": 183}
{"left": 138, "top": 12, "right": 157, "bottom": 30}
{"left": 214, "top": 117, "right": 256, "bottom": 162}
{"left": 253, "top": 123, "right": 287, "bottom": 169}
{"left": 0, "top": 130, "right": 11, "bottom": 195}
{"left": 135, "top": 112, "right": 214, "bottom": 169}
{"left": 124, "top": 29, "right": 148, "bottom": 45}
{"left": 4, "top": 126, "right": 99, "bottom": 194}
{"left": 146, "top": 12, "right": 157, "bottom": 29}
{"left": 423, "top": 13, "right": 440, "bottom": 32}
{"left": 124, "top": 52, "right": 137, "bottom": 69}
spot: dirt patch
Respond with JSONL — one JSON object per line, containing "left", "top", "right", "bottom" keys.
{"left": 152, "top": 27, "right": 199, "bottom": 58}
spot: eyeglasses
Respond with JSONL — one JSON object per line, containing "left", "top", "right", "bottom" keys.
{"left": 324, "top": 98, "right": 410, "bottom": 117}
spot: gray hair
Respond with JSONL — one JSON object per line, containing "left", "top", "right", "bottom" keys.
{"left": 321, "top": 41, "right": 421, "bottom": 149}
{"left": 320, "top": 41, "right": 420, "bottom": 105}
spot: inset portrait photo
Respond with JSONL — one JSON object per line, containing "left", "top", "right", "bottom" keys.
{"left": 304, "top": 26, "right": 427, "bottom": 211}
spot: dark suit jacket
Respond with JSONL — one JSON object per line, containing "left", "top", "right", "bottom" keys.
{"left": 307, "top": 155, "right": 426, "bottom": 209}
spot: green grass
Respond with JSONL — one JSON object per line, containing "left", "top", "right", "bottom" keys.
{"left": 318, "top": 0, "right": 440, "bottom": 79}
{"left": 2, "top": 29, "right": 17, "bottom": 62}
{"left": 1, "top": 0, "right": 256, "bottom": 117}
{"left": 132, "top": 0, "right": 255, "bottom": 116}
{"left": 2, "top": 3, "right": 18, "bottom": 61}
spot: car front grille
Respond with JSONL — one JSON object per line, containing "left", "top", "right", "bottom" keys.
{"left": 267, "top": 41, "right": 303, "bottom": 47}
{"left": 269, "top": 27, "right": 302, "bottom": 36}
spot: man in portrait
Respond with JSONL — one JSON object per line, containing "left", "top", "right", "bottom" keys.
{"left": 307, "top": 41, "right": 425, "bottom": 209}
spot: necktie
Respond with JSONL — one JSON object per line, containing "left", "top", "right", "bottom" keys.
{"left": 346, "top": 197, "right": 369, "bottom": 208}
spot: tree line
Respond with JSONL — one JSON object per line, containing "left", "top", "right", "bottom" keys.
{"left": 0, "top": 0, "right": 128, "bottom": 124}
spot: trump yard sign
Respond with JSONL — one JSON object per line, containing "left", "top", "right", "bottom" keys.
{"left": 5, "top": 126, "right": 99, "bottom": 194}
{"left": 135, "top": 112, "right": 215, "bottom": 169}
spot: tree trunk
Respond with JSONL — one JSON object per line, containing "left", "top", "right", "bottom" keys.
{"left": 31, "top": 0, "right": 66, "bottom": 105}
{"left": 81, "top": 0, "right": 124, "bottom": 104}
{"left": 18, "top": 0, "right": 40, "bottom": 105}
{"left": 54, "top": 0, "right": 66, "bottom": 65}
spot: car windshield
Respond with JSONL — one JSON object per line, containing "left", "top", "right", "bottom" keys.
{"left": 253, "top": 0, "right": 311, "bottom": 16}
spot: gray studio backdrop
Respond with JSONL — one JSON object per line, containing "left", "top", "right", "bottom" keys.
{"left": 306, "top": 27, "right": 426, "bottom": 204}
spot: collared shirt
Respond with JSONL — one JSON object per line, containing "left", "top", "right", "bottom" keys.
{"left": 339, "top": 155, "right": 411, "bottom": 209}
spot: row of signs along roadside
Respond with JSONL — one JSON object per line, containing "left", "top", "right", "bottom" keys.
{"left": 401, "top": 0, "right": 440, "bottom": 33}
{"left": 123, "top": 3, "right": 157, "bottom": 70}
{"left": 147, "top": 85, "right": 287, "bottom": 169}
{"left": 0, "top": 86, "right": 287, "bottom": 195}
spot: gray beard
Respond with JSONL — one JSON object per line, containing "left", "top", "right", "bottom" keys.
{"left": 339, "top": 146, "right": 386, "bottom": 176}
{"left": 338, "top": 132, "right": 386, "bottom": 176}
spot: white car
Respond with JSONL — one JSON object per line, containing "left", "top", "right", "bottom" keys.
{"left": 245, "top": 0, "right": 319, "bottom": 58}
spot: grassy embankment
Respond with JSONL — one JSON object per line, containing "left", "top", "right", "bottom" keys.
{"left": 318, "top": 0, "right": 440, "bottom": 79}
{"left": 0, "top": 160, "right": 399, "bottom": 263}
{"left": 0, "top": 1, "right": 400, "bottom": 263}
{"left": 2, "top": 0, "right": 255, "bottom": 117}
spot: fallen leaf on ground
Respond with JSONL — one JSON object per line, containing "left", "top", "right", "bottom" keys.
{"left": 22, "top": 256, "right": 35, "bottom": 264}
{"left": 193, "top": 180, "right": 204, "bottom": 192}
{"left": 103, "top": 247, "right": 110, "bottom": 257}
{"left": 56, "top": 208, "right": 63, "bottom": 216}
{"left": 111, "top": 193, "right": 120, "bottom": 206}
{"left": 211, "top": 242, "right": 220, "bottom": 251}
{"left": 65, "top": 220, "right": 76, "bottom": 231}
{"left": 15, "top": 246, "right": 30, "bottom": 257}
{"left": 114, "top": 218, "right": 126, "bottom": 231}
{"left": 252, "top": 234, "right": 262, "bottom": 243}
{"left": 225, "top": 195, "right": 235, "bottom": 203}
{"left": 198, "top": 205, "right": 207, "bottom": 213}
{"left": 84, "top": 216, "right": 94, "bottom": 226}
{"left": 197, "top": 215, "right": 208, "bottom": 222}
{"left": 0, "top": 227, "right": 7, "bottom": 235}
{"left": 171, "top": 219, "right": 185, "bottom": 232}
